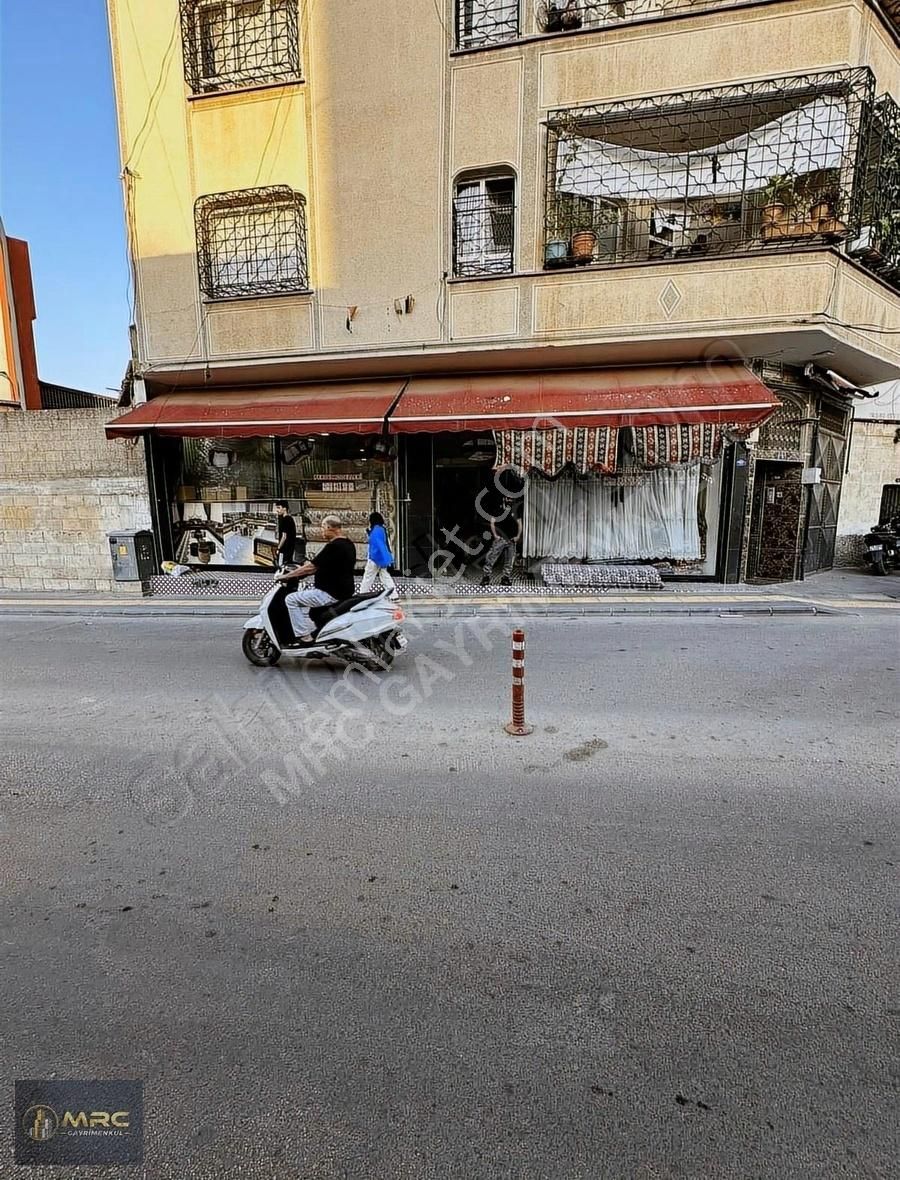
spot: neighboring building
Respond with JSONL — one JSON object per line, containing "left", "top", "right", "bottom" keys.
{"left": 836, "top": 380, "right": 900, "bottom": 564}
{"left": 0, "top": 218, "right": 41, "bottom": 413}
{"left": 0, "top": 222, "right": 152, "bottom": 593}
{"left": 105, "top": 0, "right": 900, "bottom": 584}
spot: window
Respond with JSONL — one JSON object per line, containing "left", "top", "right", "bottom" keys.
{"left": 181, "top": 0, "right": 301, "bottom": 94}
{"left": 453, "top": 175, "right": 515, "bottom": 277}
{"left": 195, "top": 186, "right": 310, "bottom": 300}
{"left": 456, "top": 0, "right": 519, "bottom": 49}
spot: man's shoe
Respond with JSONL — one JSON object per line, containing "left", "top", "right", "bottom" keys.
{"left": 499, "top": 575, "right": 512, "bottom": 586}
{"left": 480, "top": 574, "right": 491, "bottom": 586}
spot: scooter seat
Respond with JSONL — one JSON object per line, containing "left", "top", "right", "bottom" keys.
{"left": 309, "top": 591, "right": 383, "bottom": 630}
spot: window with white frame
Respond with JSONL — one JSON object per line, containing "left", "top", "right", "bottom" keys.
{"left": 181, "top": 0, "right": 301, "bottom": 94}
{"left": 195, "top": 187, "right": 310, "bottom": 300}
{"left": 452, "top": 174, "right": 516, "bottom": 277}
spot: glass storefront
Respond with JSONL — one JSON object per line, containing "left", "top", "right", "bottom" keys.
{"left": 166, "top": 435, "right": 396, "bottom": 570}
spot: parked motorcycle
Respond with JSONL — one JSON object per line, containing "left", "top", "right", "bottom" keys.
{"left": 862, "top": 518, "right": 899, "bottom": 576}
{"left": 242, "top": 575, "right": 407, "bottom": 669}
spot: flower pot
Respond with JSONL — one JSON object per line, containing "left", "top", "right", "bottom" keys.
{"left": 544, "top": 239, "right": 569, "bottom": 268}
{"left": 819, "top": 218, "right": 847, "bottom": 239}
{"left": 571, "top": 230, "right": 597, "bottom": 263}
{"left": 761, "top": 202, "right": 789, "bottom": 242}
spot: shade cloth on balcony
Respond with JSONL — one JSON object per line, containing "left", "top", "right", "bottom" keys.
{"left": 556, "top": 96, "right": 849, "bottom": 202}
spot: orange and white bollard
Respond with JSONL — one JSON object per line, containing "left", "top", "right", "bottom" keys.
{"left": 504, "top": 628, "right": 534, "bottom": 736}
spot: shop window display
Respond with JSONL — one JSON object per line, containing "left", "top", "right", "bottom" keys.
{"left": 170, "top": 436, "right": 396, "bottom": 570}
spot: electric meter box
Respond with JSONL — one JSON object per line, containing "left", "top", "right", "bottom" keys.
{"left": 108, "top": 530, "right": 156, "bottom": 582}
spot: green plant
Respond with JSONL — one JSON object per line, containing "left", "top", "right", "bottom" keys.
{"left": 760, "top": 173, "right": 798, "bottom": 208}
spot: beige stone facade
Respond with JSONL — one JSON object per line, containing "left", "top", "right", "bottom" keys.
{"left": 106, "top": 0, "right": 900, "bottom": 389}
{"left": 0, "top": 408, "right": 152, "bottom": 592}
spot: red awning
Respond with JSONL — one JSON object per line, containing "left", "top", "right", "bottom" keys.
{"left": 104, "top": 380, "right": 405, "bottom": 439}
{"left": 389, "top": 364, "right": 779, "bottom": 432}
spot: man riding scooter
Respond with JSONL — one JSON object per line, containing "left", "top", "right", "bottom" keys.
{"left": 275, "top": 513, "right": 356, "bottom": 643}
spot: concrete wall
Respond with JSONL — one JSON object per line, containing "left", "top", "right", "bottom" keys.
{"left": 835, "top": 416, "right": 900, "bottom": 564}
{"left": 0, "top": 408, "right": 152, "bottom": 592}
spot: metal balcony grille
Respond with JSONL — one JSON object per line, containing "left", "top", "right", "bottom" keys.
{"left": 453, "top": 182, "right": 515, "bottom": 276}
{"left": 180, "top": 0, "right": 301, "bottom": 94}
{"left": 856, "top": 93, "right": 900, "bottom": 285}
{"left": 539, "top": 1, "right": 898, "bottom": 37}
{"left": 195, "top": 186, "right": 310, "bottom": 300}
{"left": 456, "top": 0, "right": 519, "bottom": 48}
{"left": 544, "top": 69, "right": 876, "bottom": 272}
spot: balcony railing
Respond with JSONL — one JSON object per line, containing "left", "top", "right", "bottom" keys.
{"left": 456, "top": 0, "right": 519, "bottom": 49}
{"left": 543, "top": 69, "right": 900, "bottom": 290}
{"left": 453, "top": 190, "right": 516, "bottom": 276}
{"left": 538, "top": 0, "right": 898, "bottom": 37}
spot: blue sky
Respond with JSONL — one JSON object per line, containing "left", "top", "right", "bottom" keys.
{"left": 1, "top": 0, "right": 129, "bottom": 394}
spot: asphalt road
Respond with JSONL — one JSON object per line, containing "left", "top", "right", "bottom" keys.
{"left": 1, "top": 612, "right": 898, "bottom": 1180}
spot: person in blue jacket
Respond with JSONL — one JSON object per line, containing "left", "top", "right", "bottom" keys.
{"left": 360, "top": 511, "right": 398, "bottom": 597}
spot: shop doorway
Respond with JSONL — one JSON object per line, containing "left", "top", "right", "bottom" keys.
{"left": 398, "top": 434, "right": 497, "bottom": 577}
{"left": 747, "top": 462, "right": 803, "bottom": 582}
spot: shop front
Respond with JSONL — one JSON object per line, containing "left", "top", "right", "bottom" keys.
{"left": 106, "top": 363, "right": 780, "bottom": 584}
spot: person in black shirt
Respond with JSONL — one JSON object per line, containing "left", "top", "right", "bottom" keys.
{"left": 276, "top": 514, "right": 357, "bottom": 641}
{"left": 274, "top": 500, "right": 297, "bottom": 567}
{"left": 480, "top": 497, "right": 521, "bottom": 586}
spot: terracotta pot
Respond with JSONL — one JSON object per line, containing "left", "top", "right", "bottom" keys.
{"left": 761, "top": 201, "right": 788, "bottom": 226}
{"left": 571, "top": 230, "right": 597, "bottom": 262}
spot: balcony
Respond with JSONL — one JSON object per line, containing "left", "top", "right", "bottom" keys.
{"left": 543, "top": 70, "right": 900, "bottom": 292}
{"left": 537, "top": 0, "right": 899, "bottom": 36}
{"left": 455, "top": 1, "right": 900, "bottom": 50}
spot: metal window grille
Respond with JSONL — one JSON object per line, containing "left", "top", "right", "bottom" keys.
{"left": 453, "top": 178, "right": 515, "bottom": 276}
{"left": 180, "top": 0, "right": 301, "bottom": 94}
{"left": 539, "top": 1, "right": 897, "bottom": 38}
{"left": 195, "top": 186, "right": 310, "bottom": 300}
{"left": 544, "top": 69, "right": 876, "bottom": 271}
{"left": 456, "top": 0, "right": 519, "bottom": 48}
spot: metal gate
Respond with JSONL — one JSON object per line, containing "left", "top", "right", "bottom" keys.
{"left": 804, "top": 427, "right": 846, "bottom": 574}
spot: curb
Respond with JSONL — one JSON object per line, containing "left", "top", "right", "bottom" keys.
{"left": 0, "top": 599, "right": 859, "bottom": 619}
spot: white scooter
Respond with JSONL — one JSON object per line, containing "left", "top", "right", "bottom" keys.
{"left": 242, "top": 571, "right": 407, "bottom": 669}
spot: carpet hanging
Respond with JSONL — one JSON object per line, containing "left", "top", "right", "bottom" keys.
{"left": 494, "top": 428, "right": 618, "bottom": 477}
{"left": 631, "top": 423, "right": 723, "bottom": 467}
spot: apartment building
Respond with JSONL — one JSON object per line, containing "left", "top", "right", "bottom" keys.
{"left": 105, "top": 0, "right": 900, "bottom": 582}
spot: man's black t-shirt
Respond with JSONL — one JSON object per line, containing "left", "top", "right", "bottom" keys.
{"left": 493, "top": 501, "right": 521, "bottom": 542}
{"left": 312, "top": 537, "right": 356, "bottom": 601}
{"left": 277, "top": 514, "right": 297, "bottom": 560}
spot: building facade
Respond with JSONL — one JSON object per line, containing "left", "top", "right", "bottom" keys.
{"left": 105, "top": 0, "right": 900, "bottom": 583}
{"left": 836, "top": 380, "right": 900, "bottom": 563}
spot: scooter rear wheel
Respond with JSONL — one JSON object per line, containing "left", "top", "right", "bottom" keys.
{"left": 871, "top": 557, "right": 886, "bottom": 575}
{"left": 242, "top": 628, "right": 281, "bottom": 666}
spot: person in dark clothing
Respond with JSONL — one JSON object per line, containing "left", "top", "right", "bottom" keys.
{"left": 480, "top": 497, "right": 521, "bottom": 586}
{"left": 274, "top": 500, "right": 297, "bottom": 567}
{"left": 276, "top": 514, "right": 357, "bottom": 641}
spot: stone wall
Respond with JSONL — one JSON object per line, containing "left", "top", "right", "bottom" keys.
{"left": 0, "top": 407, "right": 152, "bottom": 592}
{"left": 835, "top": 419, "right": 900, "bottom": 566}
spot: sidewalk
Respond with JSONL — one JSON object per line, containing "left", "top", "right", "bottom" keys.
{"left": 0, "top": 570, "right": 897, "bottom": 618}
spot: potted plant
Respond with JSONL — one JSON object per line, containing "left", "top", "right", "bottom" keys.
{"left": 544, "top": 238, "right": 570, "bottom": 268}
{"left": 759, "top": 173, "right": 797, "bottom": 241}
{"left": 546, "top": 1, "right": 583, "bottom": 32}
{"left": 570, "top": 227, "right": 597, "bottom": 263}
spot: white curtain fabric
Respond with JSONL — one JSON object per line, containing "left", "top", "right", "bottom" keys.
{"left": 525, "top": 465, "right": 702, "bottom": 561}
{"left": 556, "top": 96, "right": 849, "bottom": 202}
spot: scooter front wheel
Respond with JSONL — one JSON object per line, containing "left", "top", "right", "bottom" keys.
{"left": 242, "top": 628, "right": 281, "bottom": 666}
